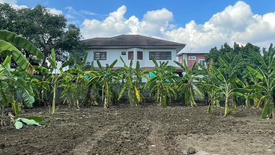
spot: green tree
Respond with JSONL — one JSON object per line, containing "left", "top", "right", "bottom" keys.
{"left": 0, "top": 4, "right": 85, "bottom": 63}
{"left": 205, "top": 42, "right": 260, "bottom": 68}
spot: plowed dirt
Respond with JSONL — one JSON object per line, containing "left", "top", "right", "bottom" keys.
{"left": 0, "top": 104, "right": 275, "bottom": 155}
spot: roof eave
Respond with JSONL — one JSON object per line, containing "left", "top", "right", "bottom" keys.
{"left": 86, "top": 45, "right": 186, "bottom": 50}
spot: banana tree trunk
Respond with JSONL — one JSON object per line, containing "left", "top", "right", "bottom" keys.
{"left": 104, "top": 83, "right": 109, "bottom": 108}
{"left": 128, "top": 89, "right": 138, "bottom": 106}
{"left": 224, "top": 94, "right": 231, "bottom": 117}
{"left": 0, "top": 89, "right": 7, "bottom": 126}
{"left": 261, "top": 97, "right": 274, "bottom": 119}
{"left": 158, "top": 90, "right": 162, "bottom": 106}
{"left": 163, "top": 94, "right": 168, "bottom": 107}
{"left": 190, "top": 92, "right": 197, "bottom": 107}
{"left": 0, "top": 103, "right": 4, "bottom": 126}
{"left": 245, "top": 96, "right": 250, "bottom": 109}
{"left": 104, "top": 96, "right": 108, "bottom": 108}
{"left": 82, "top": 85, "right": 94, "bottom": 106}
{"left": 52, "top": 82, "right": 57, "bottom": 114}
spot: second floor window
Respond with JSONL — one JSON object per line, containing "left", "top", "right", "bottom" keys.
{"left": 94, "top": 52, "right": 107, "bottom": 60}
{"left": 137, "top": 51, "right": 143, "bottom": 60}
{"left": 149, "top": 52, "right": 171, "bottom": 60}
{"left": 189, "top": 56, "right": 196, "bottom": 60}
{"left": 128, "top": 51, "right": 134, "bottom": 60}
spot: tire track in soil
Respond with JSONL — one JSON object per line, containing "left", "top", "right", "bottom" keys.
{"left": 71, "top": 125, "right": 116, "bottom": 155}
{"left": 148, "top": 121, "right": 170, "bottom": 155}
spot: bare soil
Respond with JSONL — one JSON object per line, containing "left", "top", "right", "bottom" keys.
{"left": 0, "top": 104, "right": 275, "bottom": 155}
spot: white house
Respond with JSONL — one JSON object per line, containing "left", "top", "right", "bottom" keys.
{"left": 82, "top": 34, "right": 186, "bottom": 73}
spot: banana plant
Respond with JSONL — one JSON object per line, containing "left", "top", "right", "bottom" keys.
{"left": 146, "top": 58, "right": 178, "bottom": 107}
{"left": 174, "top": 60, "right": 204, "bottom": 107}
{"left": 47, "top": 49, "right": 66, "bottom": 114}
{"left": 56, "top": 53, "right": 89, "bottom": 108}
{"left": 234, "top": 77, "right": 257, "bottom": 109}
{"left": 82, "top": 61, "right": 101, "bottom": 106}
{"left": 245, "top": 44, "right": 275, "bottom": 119}
{"left": 0, "top": 57, "right": 35, "bottom": 125}
{"left": 0, "top": 30, "right": 44, "bottom": 125}
{"left": 246, "top": 66, "right": 275, "bottom": 119}
{"left": 214, "top": 56, "right": 245, "bottom": 116}
{"left": 59, "top": 72, "right": 78, "bottom": 107}
{"left": 117, "top": 57, "right": 150, "bottom": 106}
{"left": 242, "top": 69, "right": 264, "bottom": 109}
{"left": 199, "top": 59, "right": 223, "bottom": 113}
{"left": 31, "top": 66, "right": 52, "bottom": 106}
{"left": 0, "top": 30, "right": 45, "bottom": 60}
{"left": 87, "top": 60, "right": 118, "bottom": 108}
{"left": 0, "top": 30, "right": 44, "bottom": 76}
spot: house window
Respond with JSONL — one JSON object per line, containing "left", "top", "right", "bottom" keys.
{"left": 189, "top": 56, "right": 196, "bottom": 60}
{"left": 94, "top": 52, "right": 106, "bottom": 60}
{"left": 199, "top": 59, "right": 206, "bottom": 66}
{"left": 149, "top": 52, "right": 171, "bottom": 60}
{"left": 121, "top": 51, "right": 126, "bottom": 55}
{"left": 128, "top": 51, "right": 134, "bottom": 60}
{"left": 137, "top": 51, "right": 143, "bottom": 60}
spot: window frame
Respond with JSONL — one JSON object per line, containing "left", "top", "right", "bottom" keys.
{"left": 188, "top": 56, "right": 196, "bottom": 60}
{"left": 149, "top": 51, "right": 172, "bottom": 60}
{"left": 137, "top": 51, "right": 143, "bottom": 60}
{"left": 128, "top": 51, "right": 134, "bottom": 60}
{"left": 94, "top": 51, "right": 107, "bottom": 60}
{"left": 198, "top": 59, "right": 206, "bottom": 66}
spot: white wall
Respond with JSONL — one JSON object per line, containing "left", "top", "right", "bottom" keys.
{"left": 142, "top": 49, "right": 178, "bottom": 67}
{"left": 182, "top": 54, "right": 188, "bottom": 64}
{"left": 86, "top": 48, "right": 126, "bottom": 67}
{"left": 86, "top": 48, "right": 179, "bottom": 68}
{"left": 52, "top": 61, "right": 69, "bottom": 74}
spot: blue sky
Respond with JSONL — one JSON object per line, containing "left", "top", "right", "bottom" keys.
{"left": 2, "top": 0, "right": 275, "bottom": 53}
{"left": 17, "top": 0, "right": 275, "bottom": 26}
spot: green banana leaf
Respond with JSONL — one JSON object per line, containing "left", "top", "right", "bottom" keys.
{"left": 0, "top": 30, "right": 45, "bottom": 60}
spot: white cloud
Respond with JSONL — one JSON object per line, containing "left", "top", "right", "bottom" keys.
{"left": 164, "top": 1, "right": 275, "bottom": 53}
{"left": 65, "top": 6, "right": 83, "bottom": 17}
{"left": 80, "top": 10, "right": 96, "bottom": 16}
{"left": 81, "top": 5, "right": 174, "bottom": 38}
{"left": 47, "top": 8, "right": 63, "bottom": 15}
{"left": 11, "top": 4, "right": 28, "bottom": 10}
{"left": 0, "top": 0, "right": 17, "bottom": 5}
{"left": 81, "top": 5, "right": 131, "bottom": 37}
{"left": 80, "top": 1, "right": 275, "bottom": 53}
{"left": 0, "top": 0, "right": 62, "bottom": 16}
{"left": 65, "top": 14, "right": 75, "bottom": 19}
{"left": 143, "top": 8, "right": 173, "bottom": 22}
{"left": 0, "top": 0, "right": 28, "bottom": 10}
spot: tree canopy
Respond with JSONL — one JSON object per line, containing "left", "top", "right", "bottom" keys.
{"left": 0, "top": 3, "right": 85, "bottom": 63}
{"left": 205, "top": 42, "right": 261, "bottom": 66}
